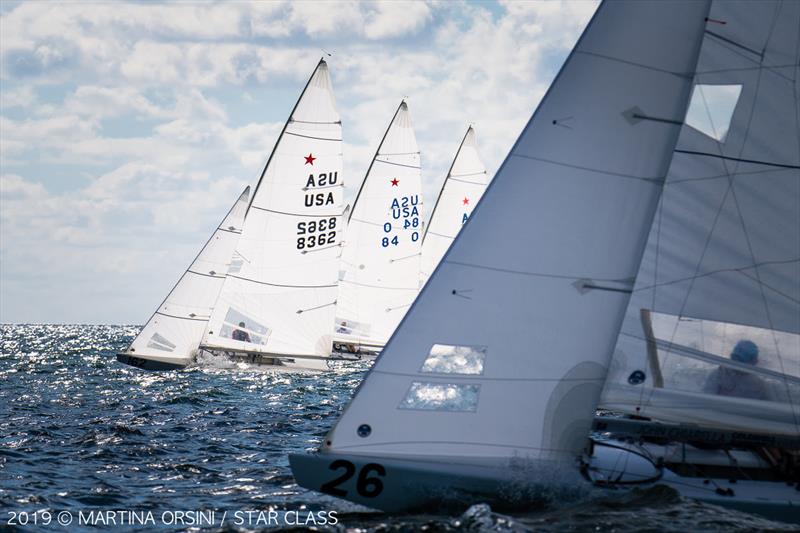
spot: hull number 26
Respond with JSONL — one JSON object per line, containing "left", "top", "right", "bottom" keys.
{"left": 319, "top": 460, "right": 385, "bottom": 498}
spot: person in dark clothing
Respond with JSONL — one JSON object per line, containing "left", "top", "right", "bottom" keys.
{"left": 702, "top": 339, "right": 769, "bottom": 401}
{"left": 232, "top": 322, "right": 251, "bottom": 343}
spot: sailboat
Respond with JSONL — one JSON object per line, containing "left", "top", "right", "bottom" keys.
{"left": 420, "top": 126, "right": 489, "bottom": 288}
{"left": 333, "top": 101, "right": 424, "bottom": 355}
{"left": 199, "top": 59, "right": 345, "bottom": 371}
{"left": 117, "top": 187, "right": 249, "bottom": 370}
{"left": 290, "top": 0, "right": 799, "bottom": 521}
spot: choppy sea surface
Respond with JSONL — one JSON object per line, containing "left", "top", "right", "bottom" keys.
{"left": 1, "top": 324, "right": 796, "bottom": 532}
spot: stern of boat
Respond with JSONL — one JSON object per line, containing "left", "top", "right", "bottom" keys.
{"left": 289, "top": 452, "right": 589, "bottom": 513}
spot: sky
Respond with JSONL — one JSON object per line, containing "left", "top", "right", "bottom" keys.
{"left": 0, "top": 0, "right": 598, "bottom": 324}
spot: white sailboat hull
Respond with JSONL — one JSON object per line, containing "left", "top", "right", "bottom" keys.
{"left": 116, "top": 352, "right": 190, "bottom": 371}
{"left": 331, "top": 336, "right": 382, "bottom": 358}
{"left": 588, "top": 440, "right": 800, "bottom": 524}
{"left": 198, "top": 346, "right": 334, "bottom": 371}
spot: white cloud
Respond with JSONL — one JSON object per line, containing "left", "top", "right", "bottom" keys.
{"left": 0, "top": 0, "right": 598, "bottom": 322}
{"left": 364, "top": 2, "right": 432, "bottom": 39}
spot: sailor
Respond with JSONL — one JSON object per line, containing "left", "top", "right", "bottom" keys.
{"left": 336, "top": 321, "right": 351, "bottom": 334}
{"left": 702, "top": 340, "right": 769, "bottom": 401}
{"left": 232, "top": 322, "right": 251, "bottom": 343}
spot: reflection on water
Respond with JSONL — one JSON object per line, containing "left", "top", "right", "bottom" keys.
{"left": 0, "top": 325, "right": 795, "bottom": 532}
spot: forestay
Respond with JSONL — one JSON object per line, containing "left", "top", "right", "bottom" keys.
{"left": 419, "top": 126, "right": 489, "bottom": 288}
{"left": 335, "top": 102, "right": 424, "bottom": 348}
{"left": 600, "top": 0, "right": 800, "bottom": 437}
{"left": 124, "top": 187, "right": 249, "bottom": 366}
{"left": 202, "top": 60, "right": 343, "bottom": 368}
{"left": 320, "top": 1, "right": 710, "bottom": 463}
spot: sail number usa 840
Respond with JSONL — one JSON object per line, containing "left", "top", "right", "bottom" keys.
{"left": 381, "top": 195, "right": 421, "bottom": 248}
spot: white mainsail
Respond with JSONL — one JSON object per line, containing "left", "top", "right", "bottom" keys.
{"left": 309, "top": 0, "right": 709, "bottom": 466}
{"left": 201, "top": 60, "right": 343, "bottom": 370}
{"left": 121, "top": 186, "right": 250, "bottom": 369}
{"left": 335, "top": 101, "right": 424, "bottom": 348}
{"left": 600, "top": 0, "right": 800, "bottom": 437}
{"left": 419, "top": 126, "right": 489, "bottom": 288}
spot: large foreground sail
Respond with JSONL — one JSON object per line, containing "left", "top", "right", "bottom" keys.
{"left": 419, "top": 126, "right": 489, "bottom": 287}
{"left": 334, "top": 101, "right": 424, "bottom": 350}
{"left": 118, "top": 187, "right": 249, "bottom": 370}
{"left": 292, "top": 0, "right": 710, "bottom": 511}
{"left": 600, "top": 0, "right": 800, "bottom": 437}
{"left": 201, "top": 60, "right": 343, "bottom": 370}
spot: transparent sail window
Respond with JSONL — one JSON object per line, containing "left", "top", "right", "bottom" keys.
{"left": 648, "top": 311, "right": 799, "bottom": 403}
{"left": 398, "top": 382, "right": 480, "bottom": 412}
{"left": 220, "top": 307, "right": 270, "bottom": 345}
{"left": 334, "top": 318, "right": 370, "bottom": 337}
{"left": 420, "top": 344, "right": 486, "bottom": 375}
{"left": 227, "top": 253, "right": 244, "bottom": 275}
{"left": 684, "top": 84, "right": 742, "bottom": 142}
{"left": 147, "top": 332, "right": 176, "bottom": 352}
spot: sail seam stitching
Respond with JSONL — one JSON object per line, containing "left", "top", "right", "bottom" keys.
{"left": 339, "top": 279, "right": 418, "bottom": 291}
{"left": 249, "top": 205, "right": 345, "bottom": 218}
{"left": 510, "top": 153, "right": 666, "bottom": 183}
{"left": 449, "top": 171, "right": 487, "bottom": 178}
{"left": 632, "top": 257, "right": 800, "bottom": 304}
{"left": 186, "top": 270, "right": 225, "bottom": 279}
{"left": 575, "top": 50, "right": 693, "bottom": 78}
{"left": 289, "top": 119, "right": 341, "bottom": 124}
{"left": 372, "top": 369, "right": 606, "bottom": 382}
{"left": 444, "top": 259, "right": 635, "bottom": 283}
{"left": 155, "top": 311, "right": 209, "bottom": 322}
{"left": 374, "top": 159, "right": 421, "bottom": 170}
{"left": 227, "top": 274, "right": 336, "bottom": 289}
{"left": 445, "top": 177, "right": 488, "bottom": 186}
{"left": 284, "top": 131, "right": 341, "bottom": 142}
{"left": 217, "top": 227, "right": 242, "bottom": 234}
{"left": 673, "top": 149, "right": 800, "bottom": 170}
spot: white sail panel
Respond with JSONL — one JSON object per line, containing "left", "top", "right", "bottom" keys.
{"left": 335, "top": 102, "right": 424, "bottom": 347}
{"left": 203, "top": 60, "right": 343, "bottom": 365}
{"left": 420, "top": 126, "right": 489, "bottom": 287}
{"left": 321, "top": 1, "right": 710, "bottom": 461}
{"left": 123, "top": 186, "right": 250, "bottom": 365}
{"left": 600, "top": 0, "right": 800, "bottom": 436}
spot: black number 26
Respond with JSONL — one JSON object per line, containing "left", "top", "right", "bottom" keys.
{"left": 319, "top": 460, "right": 385, "bottom": 498}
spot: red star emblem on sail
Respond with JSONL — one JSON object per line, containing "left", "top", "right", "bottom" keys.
{"left": 462, "top": 197, "right": 470, "bottom": 205}
{"left": 304, "top": 153, "right": 316, "bottom": 165}
{"left": 390, "top": 178, "right": 399, "bottom": 186}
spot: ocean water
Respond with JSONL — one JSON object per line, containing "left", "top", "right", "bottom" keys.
{"left": 0, "top": 324, "right": 796, "bottom": 532}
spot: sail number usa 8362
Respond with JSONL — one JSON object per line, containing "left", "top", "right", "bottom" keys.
{"left": 297, "top": 218, "right": 337, "bottom": 250}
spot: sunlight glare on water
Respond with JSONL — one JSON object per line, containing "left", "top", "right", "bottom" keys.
{"left": 0, "top": 325, "right": 795, "bottom": 532}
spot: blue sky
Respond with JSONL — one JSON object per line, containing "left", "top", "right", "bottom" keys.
{"left": 0, "top": 0, "right": 597, "bottom": 323}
